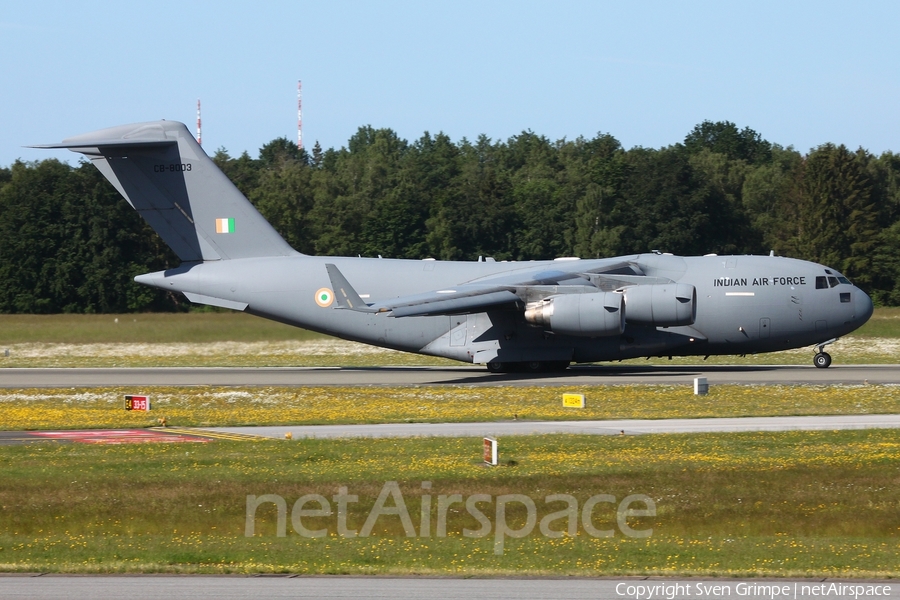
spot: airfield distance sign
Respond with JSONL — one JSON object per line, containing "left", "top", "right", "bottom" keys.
{"left": 125, "top": 395, "right": 151, "bottom": 411}
{"left": 483, "top": 437, "right": 498, "bottom": 466}
{"left": 562, "top": 393, "right": 585, "bottom": 408}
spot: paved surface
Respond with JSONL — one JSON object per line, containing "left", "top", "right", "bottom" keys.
{"left": 0, "top": 428, "right": 261, "bottom": 446}
{"left": 0, "top": 575, "right": 895, "bottom": 600}
{"left": 0, "top": 428, "right": 210, "bottom": 445}
{"left": 1, "top": 364, "right": 898, "bottom": 387}
{"left": 4, "top": 415, "right": 898, "bottom": 446}
{"left": 208, "top": 414, "right": 900, "bottom": 440}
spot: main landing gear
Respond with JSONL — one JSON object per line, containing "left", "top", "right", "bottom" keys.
{"left": 813, "top": 338, "right": 837, "bottom": 369}
{"left": 486, "top": 360, "right": 570, "bottom": 374}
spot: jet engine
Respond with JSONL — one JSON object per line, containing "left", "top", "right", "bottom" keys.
{"left": 524, "top": 292, "right": 625, "bottom": 337}
{"left": 623, "top": 283, "right": 696, "bottom": 327}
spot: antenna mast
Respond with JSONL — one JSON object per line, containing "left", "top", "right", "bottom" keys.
{"left": 196, "top": 99, "right": 202, "bottom": 146}
{"left": 297, "top": 80, "right": 303, "bottom": 150}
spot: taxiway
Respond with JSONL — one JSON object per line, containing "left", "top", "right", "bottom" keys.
{"left": 207, "top": 413, "right": 900, "bottom": 440}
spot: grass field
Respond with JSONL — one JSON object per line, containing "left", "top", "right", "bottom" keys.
{"left": 1, "top": 384, "right": 898, "bottom": 431}
{"left": 0, "top": 310, "right": 897, "bottom": 576}
{"left": 854, "top": 307, "right": 900, "bottom": 337}
{"left": 1, "top": 430, "right": 898, "bottom": 576}
{"left": 0, "top": 309, "right": 898, "bottom": 367}
{"left": 0, "top": 312, "right": 327, "bottom": 344}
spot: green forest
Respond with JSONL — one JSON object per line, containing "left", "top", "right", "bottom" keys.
{"left": 1, "top": 120, "right": 898, "bottom": 313}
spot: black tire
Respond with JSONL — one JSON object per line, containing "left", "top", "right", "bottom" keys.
{"left": 486, "top": 361, "right": 505, "bottom": 373}
{"left": 813, "top": 352, "right": 832, "bottom": 369}
{"left": 525, "top": 361, "right": 543, "bottom": 373}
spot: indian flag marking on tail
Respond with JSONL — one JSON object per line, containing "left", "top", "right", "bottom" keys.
{"left": 215, "top": 218, "right": 235, "bottom": 234}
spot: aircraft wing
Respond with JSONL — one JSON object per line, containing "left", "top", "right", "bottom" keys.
{"left": 324, "top": 262, "right": 666, "bottom": 318}
{"left": 325, "top": 263, "right": 521, "bottom": 316}
{"left": 376, "top": 289, "right": 522, "bottom": 317}
{"left": 324, "top": 259, "right": 684, "bottom": 318}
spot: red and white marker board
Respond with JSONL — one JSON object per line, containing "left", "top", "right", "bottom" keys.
{"left": 125, "top": 395, "right": 151, "bottom": 411}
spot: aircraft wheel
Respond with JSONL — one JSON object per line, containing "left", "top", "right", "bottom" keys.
{"left": 813, "top": 352, "right": 832, "bottom": 369}
{"left": 486, "top": 361, "right": 505, "bottom": 373}
{"left": 525, "top": 361, "right": 543, "bottom": 373}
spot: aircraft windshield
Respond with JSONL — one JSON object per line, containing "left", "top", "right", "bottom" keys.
{"left": 817, "top": 271, "right": 853, "bottom": 288}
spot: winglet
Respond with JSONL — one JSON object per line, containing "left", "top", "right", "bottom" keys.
{"left": 325, "top": 264, "right": 379, "bottom": 312}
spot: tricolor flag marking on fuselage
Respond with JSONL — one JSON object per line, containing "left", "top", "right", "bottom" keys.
{"left": 216, "top": 218, "right": 235, "bottom": 233}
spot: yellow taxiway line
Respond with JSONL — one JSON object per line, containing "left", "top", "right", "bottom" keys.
{"left": 149, "top": 427, "right": 267, "bottom": 441}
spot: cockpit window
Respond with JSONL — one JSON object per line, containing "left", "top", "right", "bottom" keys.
{"left": 819, "top": 270, "right": 853, "bottom": 287}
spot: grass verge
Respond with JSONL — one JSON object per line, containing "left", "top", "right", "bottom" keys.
{"left": 0, "top": 430, "right": 898, "bottom": 576}
{"left": 1, "top": 384, "right": 898, "bottom": 430}
{"left": 0, "top": 312, "right": 322, "bottom": 344}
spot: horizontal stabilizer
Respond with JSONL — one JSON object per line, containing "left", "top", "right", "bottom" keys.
{"left": 182, "top": 292, "right": 248, "bottom": 312}
{"left": 29, "top": 122, "right": 177, "bottom": 151}
{"left": 30, "top": 139, "right": 175, "bottom": 150}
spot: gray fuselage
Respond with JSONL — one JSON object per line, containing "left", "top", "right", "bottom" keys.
{"left": 137, "top": 252, "right": 873, "bottom": 365}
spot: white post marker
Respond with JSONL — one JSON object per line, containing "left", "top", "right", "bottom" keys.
{"left": 694, "top": 377, "right": 709, "bottom": 395}
{"left": 125, "top": 394, "right": 151, "bottom": 411}
{"left": 562, "top": 393, "right": 585, "bottom": 408}
{"left": 483, "top": 437, "right": 498, "bottom": 466}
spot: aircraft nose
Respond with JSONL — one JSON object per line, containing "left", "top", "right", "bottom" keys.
{"left": 854, "top": 288, "right": 874, "bottom": 326}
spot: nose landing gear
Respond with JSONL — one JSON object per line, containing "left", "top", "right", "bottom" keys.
{"left": 813, "top": 352, "right": 832, "bottom": 369}
{"left": 813, "top": 338, "right": 837, "bottom": 369}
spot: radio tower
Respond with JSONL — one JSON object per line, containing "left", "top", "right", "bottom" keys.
{"left": 196, "top": 99, "right": 202, "bottom": 146}
{"left": 297, "top": 80, "right": 303, "bottom": 150}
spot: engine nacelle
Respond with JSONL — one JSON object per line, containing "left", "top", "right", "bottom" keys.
{"left": 524, "top": 292, "right": 625, "bottom": 337}
{"left": 623, "top": 283, "right": 696, "bottom": 327}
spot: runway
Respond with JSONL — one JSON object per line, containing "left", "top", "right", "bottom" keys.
{"left": 206, "top": 413, "right": 900, "bottom": 440}
{"left": 0, "top": 575, "right": 895, "bottom": 600}
{"left": 2, "top": 364, "right": 898, "bottom": 387}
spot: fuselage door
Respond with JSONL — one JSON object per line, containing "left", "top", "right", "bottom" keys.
{"left": 450, "top": 317, "right": 467, "bottom": 346}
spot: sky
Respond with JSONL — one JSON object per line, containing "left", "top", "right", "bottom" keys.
{"left": 2, "top": 1, "right": 899, "bottom": 167}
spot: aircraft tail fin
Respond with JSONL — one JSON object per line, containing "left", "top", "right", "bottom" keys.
{"left": 33, "top": 121, "right": 298, "bottom": 262}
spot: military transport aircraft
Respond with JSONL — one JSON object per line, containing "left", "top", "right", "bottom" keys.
{"left": 36, "top": 121, "right": 873, "bottom": 372}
